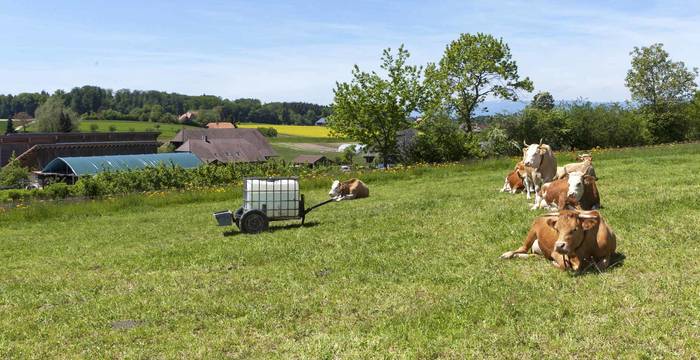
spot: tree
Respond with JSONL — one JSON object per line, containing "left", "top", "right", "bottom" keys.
{"left": 35, "top": 95, "right": 77, "bottom": 132}
{"left": 5, "top": 116, "right": 16, "bottom": 134}
{"left": 0, "top": 154, "right": 29, "bottom": 188}
{"left": 625, "top": 43, "right": 698, "bottom": 142}
{"left": 531, "top": 91, "right": 555, "bottom": 110}
{"left": 424, "top": 33, "right": 533, "bottom": 132}
{"left": 328, "top": 45, "right": 422, "bottom": 165}
{"left": 13, "top": 112, "right": 32, "bottom": 132}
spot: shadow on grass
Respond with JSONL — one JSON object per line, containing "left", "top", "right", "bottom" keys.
{"left": 572, "top": 252, "right": 626, "bottom": 276}
{"left": 223, "top": 221, "right": 321, "bottom": 237}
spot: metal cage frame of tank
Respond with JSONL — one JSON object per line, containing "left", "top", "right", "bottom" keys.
{"left": 213, "top": 176, "right": 335, "bottom": 233}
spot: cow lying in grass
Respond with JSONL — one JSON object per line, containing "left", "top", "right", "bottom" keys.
{"left": 556, "top": 153, "right": 597, "bottom": 180}
{"left": 531, "top": 172, "right": 600, "bottom": 211}
{"left": 500, "top": 162, "right": 526, "bottom": 194}
{"left": 500, "top": 210, "right": 617, "bottom": 272}
{"left": 329, "top": 178, "right": 369, "bottom": 201}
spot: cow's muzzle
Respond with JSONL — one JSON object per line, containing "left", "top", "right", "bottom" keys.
{"left": 554, "top": 241, "right": 568, "bottom": 254}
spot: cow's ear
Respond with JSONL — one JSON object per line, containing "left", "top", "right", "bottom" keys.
{"left": 546, "top": 218, "right": 557, "bottom": 229}
{"left": 581, "top": 218, "right": 599, "bottom": 231}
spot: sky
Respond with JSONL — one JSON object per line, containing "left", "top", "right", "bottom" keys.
{"left": 1, "top": 0, "right": 699, "bottom": 105}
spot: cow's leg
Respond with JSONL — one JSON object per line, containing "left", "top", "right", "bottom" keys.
{"left": 524, "top": 177, "right": 531, "bottom": 199}
{"left": 550, "top": 252, "right": 566, "bottom": 270}
{"left": 500, "top": 177, "right": 510, "bottom": 192}
{"left": 500, "top": 229, "right": 538, "bottom": 259}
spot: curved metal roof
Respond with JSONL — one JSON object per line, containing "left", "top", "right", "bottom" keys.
{"left": 41, "top": 153, "right": 202, "bottom": 176}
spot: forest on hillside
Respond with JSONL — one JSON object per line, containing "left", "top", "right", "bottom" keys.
{"left": 0, "top": 86, "right": 332, "bottom": 125}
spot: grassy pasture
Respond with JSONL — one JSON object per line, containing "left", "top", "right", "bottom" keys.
{"left": 0, "top": 143, "right": 699, "bottom": 358}
{"left": 22, "top": 120, "right": 197, "bottom": 142}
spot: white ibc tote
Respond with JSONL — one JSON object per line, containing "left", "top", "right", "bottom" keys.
{"left": 244, "top": 178, "right": 300, "bottom": 218}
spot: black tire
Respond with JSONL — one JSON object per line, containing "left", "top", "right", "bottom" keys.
{"left": 240, "top": 210, "right": 269, "bottom": 234}
{"left": 233, "top": 207, "right": 245, "bottom": 229}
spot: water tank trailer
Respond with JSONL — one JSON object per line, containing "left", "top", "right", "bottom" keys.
{"left": 213, "top": 177, "right": 335, "bottom": 233}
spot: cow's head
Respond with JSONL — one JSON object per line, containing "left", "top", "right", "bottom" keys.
{"left": 522, "top": 139, "right": 545, "bottom": 168}
{"left": 328, "top": 180, "right": 341, "bottom": 197}
{"left": 546, "top": 211, "right": 600, "bottom": 255}
{"left": 566, "top": 172, "right": 585, "bottom": 200}
{"left": 576, "top": 153, "right": 592, "bottom": 162}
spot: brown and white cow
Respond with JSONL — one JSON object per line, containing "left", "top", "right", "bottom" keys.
{"left": 522, "top": 140, "right": 557, "bottom": 205}
{"left": 500, "top": 162, "right": 529, "bottom": 194}
{"left": 500, "top": 210, "right": 617, "bottom": 272}
{"left": 531, "top": 172, "right": 600, "bottom": 210}
{"left": 555, "top": 153, "right": 597, "bottom": 180}
{"left": 500, "top": 169, "right": 525, "bottom": 194}
{"left": 329, "top": 178, "right": 369, "bottom": 201}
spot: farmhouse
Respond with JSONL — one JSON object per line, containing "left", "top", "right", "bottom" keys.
{"left": 0, "top": 132, "right": 160, "bottom": 170}
{"left": 315, "top": 117, "right": 327, "bottom": 126}
{"left": 292, "top": 154, "right": 333, "bottom": 168}
{"left": 36, "top": 153, "right": 202, "bottom": 184}
{"left": 170, "top": 128, "right": 276, "bottom": 163}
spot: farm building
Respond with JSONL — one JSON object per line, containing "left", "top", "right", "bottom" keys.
{"left": 315, "top": 118, "right": 327, "bottom": 126}
{"left": 0, "top": 132, "right": 160, "bottom": 170}
{"left": 175, "top": 138, "right": 267, "bottom": 163}
{"left": 292, "top": 155, "right": 333, "bottom": 168}
{"left": 36, "top": 153, "right": 202, "bottom": 184}
{"left": 170, "top": 128, "right": 276, "bottom": 163}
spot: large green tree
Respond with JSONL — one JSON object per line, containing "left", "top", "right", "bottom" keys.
{"left": 625, "top": 43, "right": 698, "bottom": 142}
{"left": 35, "top": 95, "right": 78, "bottom": 132}
{"left": 531, "top": 91, "right": 555, "bottom": 111}
{"left": 423, "top": 33, "right": 533, "bottom": 132}
{"left": 328, "top": 45, "right": 422, "bottom": 164}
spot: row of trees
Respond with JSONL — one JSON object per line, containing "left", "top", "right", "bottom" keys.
{"left": 0, "top": 87, "right": 331, "bottom": 126}
{"left": 328, "top": 33, "right": 699, "bottom": 164}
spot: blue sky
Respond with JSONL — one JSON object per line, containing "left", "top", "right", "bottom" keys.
{"left": 1, "top": 0, "right": 699, "bottom": 105}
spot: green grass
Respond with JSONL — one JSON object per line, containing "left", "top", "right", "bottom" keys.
{"left": 24, "top": 120, "right": 198, "bottom": 142}
{"left": 1, "top": 143, "right": 699, "bottom": 357}
{"left": 78, "top": 120, "right": 198, "bottom": 142}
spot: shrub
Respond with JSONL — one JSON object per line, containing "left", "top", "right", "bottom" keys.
{"left": 0, "top": 156, "right": 29, "bottom": 188}
{"left": 411, "top": 116, "right": 483, "bottom": 162}
{"left": 90, "top": 123, "right": 99, "bottom": 132}
{"left": 481, "top": 127, "right": 520, "bottom": 156}
{"left": 257, "top": 127, "right": 278, "bottom": 137}
{"left": 108, "top": 125, "right": 117, "bottom": 132}
{"left": 44, "top": 182, "right": 71, "bottom": 199}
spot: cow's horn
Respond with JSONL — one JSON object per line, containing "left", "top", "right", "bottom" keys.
{"left": 578, "top": 212, "right": 598, "bottom": 219}
{"left": 539, "top": 138, "right": 543, "bottom": 145}
{"left": 523, "top": 140, "right": 528, "bottom": 147}
{"left": 543, "top": 212, "right": 559, "bottom": 217}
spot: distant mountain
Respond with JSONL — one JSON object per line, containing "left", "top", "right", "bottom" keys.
{"left": 475, "top": 101, "right": 528, "bottom": 115}
{"left": 475, "top": 99, "right": 626, "bottom": 116}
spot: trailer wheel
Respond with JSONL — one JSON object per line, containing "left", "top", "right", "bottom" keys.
{"left": 240, "top": 210, "right": 268, "bottom": 234}
{"left": 233, "top": 207, "right": 245, "bottom": 229}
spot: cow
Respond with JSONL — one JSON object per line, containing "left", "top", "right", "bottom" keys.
{"left": 500, "top": 169, "right": 525, "bottom": 194}
{"left": 531, "top": 172, "right": 600, "bottom": 210}
{"left": 516, "top": 162, "right": 538, "bottom": 200}
{"left": 329, "top": 178, "right": 370, "bottom": 201}
{"left": 555, "top": 153, "right": 597, "bottom": 180}
{"left": 500, "top": 210, "right": 617, "bottom": 272}
{"left": 522, "top": 139, "right": 557, "bottom": 205}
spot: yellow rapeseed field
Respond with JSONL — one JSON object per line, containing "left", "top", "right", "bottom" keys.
{"left": 238, "top": 123, "right": 331, "bottom": 138}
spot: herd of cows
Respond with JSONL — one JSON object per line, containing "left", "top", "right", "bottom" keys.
{"left": 498, "top": 140, "right": 619, "bottom": 273}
